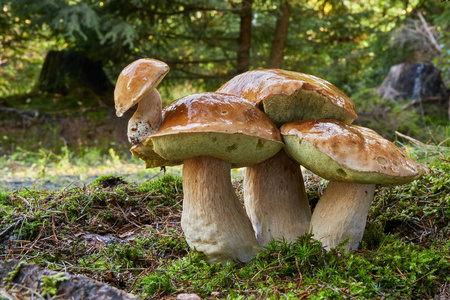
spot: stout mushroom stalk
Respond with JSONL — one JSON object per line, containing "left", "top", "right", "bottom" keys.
{"left": 182, "top": 156, "right": 259, "bottom": 263}
{"left": 309, "top": 182, "right": 375, "bottom": 250}
{"left": 244, "top": 150, "right": 310, "bottom": 247}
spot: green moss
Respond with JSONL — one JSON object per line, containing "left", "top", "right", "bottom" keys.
{"left": 367, "top": 160, "right": 450, "bottom": 241}
{"left": 40, "top": 273, "right": 68, "bottom": 297}
{"left": 3, "top": 261, "right": 26, "bottom": 286}
{"left": 137, "top": 235, "right": 450, "bottom": 299}
{"left": 136, "top": 174, "right": 183, "bottom": 208}
{"left": 90, "top": 174, "right": 128, "bottom": 189}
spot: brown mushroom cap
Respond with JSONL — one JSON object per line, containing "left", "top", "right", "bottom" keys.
{"left": 144, "top": 92, "right": 284, "bottom": 167}
{"left": 114, "top": 58, "right": 169, "bottom": 117}
{"left": 281, "top": 119, "right": 427, "bottom": 185}
{"left": 217, "top": 69, "right": 357, "bottom": 126}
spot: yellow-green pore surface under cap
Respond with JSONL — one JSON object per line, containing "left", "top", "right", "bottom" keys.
{"left": 144, "top": 92, "right": 284, "bottom": 168}
{"left": 151, "top": 132, "right": 282, "bottom": 167}
{"left": 281, "top": 120, "right": 426, "bottom": 185}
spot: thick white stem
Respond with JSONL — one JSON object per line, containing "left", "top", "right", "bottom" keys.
{"left": 244, "top": 150, "right": 311, "bottom": 247}
{"left": 310, "top": 181, "right": 375, "bottom": 251}
{"left": 181, "top": 156, "right": 259, "bottom": 264}
{"left": 127, "top": 89, "right": 162, "bottom": 144}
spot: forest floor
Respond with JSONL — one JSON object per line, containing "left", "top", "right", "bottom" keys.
{"left": 0, "top": 143, "right": 449, "bottom": 299}
{"left": 0, "top": 95, "right": 449, "bottom": 299}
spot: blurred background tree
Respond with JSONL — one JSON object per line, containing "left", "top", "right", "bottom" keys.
{"left": 0, "top": 0, "right": 448, "bottom": 103}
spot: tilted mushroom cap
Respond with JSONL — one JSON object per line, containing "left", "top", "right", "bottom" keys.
{"left": 114, "top": 58, "right": 169, "bottom": 117}
{"left": 144, "top": 92, "right": 284, "bottom": 167}
{"left": 281, "top": 119, "right": 427, "bottom": 185}
{"left": 217, "top": 69, "right": 357, "bottom": 126}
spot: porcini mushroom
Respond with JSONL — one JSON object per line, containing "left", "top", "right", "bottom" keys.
{"left": 116, "top": 66, "right": 285, "bottom": 263}
{"left": 148, "top": 92, "right": 284, "bottom": 263}
{"left": 115, "top": 58, "right": 179, "bottom": 168}
{"left": 281, "top": 119, "right": 427, "bottom": 251}
{"left": 114, "top": 58, "right": 169, "bottom": 144}
{"left": 217, "top": 69, "right": 358, "bottom": 247}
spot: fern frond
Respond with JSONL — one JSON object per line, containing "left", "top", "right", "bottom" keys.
{"left": 101, "top": 20, "right": 138, "bottom": 49}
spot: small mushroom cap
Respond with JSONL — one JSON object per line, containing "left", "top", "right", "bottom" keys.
{"left": 114, "top": 58, "right": 169, "bottom": 117}
{"left": 281, "top": 119, "right": 427, "bottom": 185}
{"left": 217, "top": 69, "right": 357, "bottom": 126}
{"left": 146, "top": 92, "right": 284, "bottom": 167}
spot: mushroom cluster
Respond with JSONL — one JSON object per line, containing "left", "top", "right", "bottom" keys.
{"left": 114, "top": 58, "right": 427, "bottom": 263}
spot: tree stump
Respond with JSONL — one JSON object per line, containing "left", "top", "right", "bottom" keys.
{"left": 38, "top": 50, "right": 114, "bottom": 96}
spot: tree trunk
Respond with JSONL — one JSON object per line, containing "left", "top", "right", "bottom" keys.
{"left": 268, "top": 0, "right": 291, "bottom": 69}
{"left": 237, "top": 0, "right": 253, "bottom": 74}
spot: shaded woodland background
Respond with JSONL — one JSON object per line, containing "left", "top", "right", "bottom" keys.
{"left": 1, "top": 0, "right": 449, "bottom": 97}
{"left": 0, "top": 0, "right": 449, "bottom": 154}
{"left": 0, "top": 2, "right": 449, "bottom": 299}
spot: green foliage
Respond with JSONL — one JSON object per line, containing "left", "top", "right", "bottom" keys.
{"left": 0, "top": 0, "right": 64, "bottom": 97}
{"left": 353, "top": 93, "right": 423, "bottom": 139}
{"left": 40, "top": 273, "right": 67, "bottom": 297}
{"left": 431, "top": 2, "right": 450, "bottom": 85}
{"left": 51, "top": 3, "right": 102, "bottom": 42}
{"left": 352, "top": 90, "right": 450, "bottom": 143}
{"left": 0, "top": 189, "right": 6, "bottom": 203}
{"left": 3, "top": 0, "right": 448, "bottom": 99}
